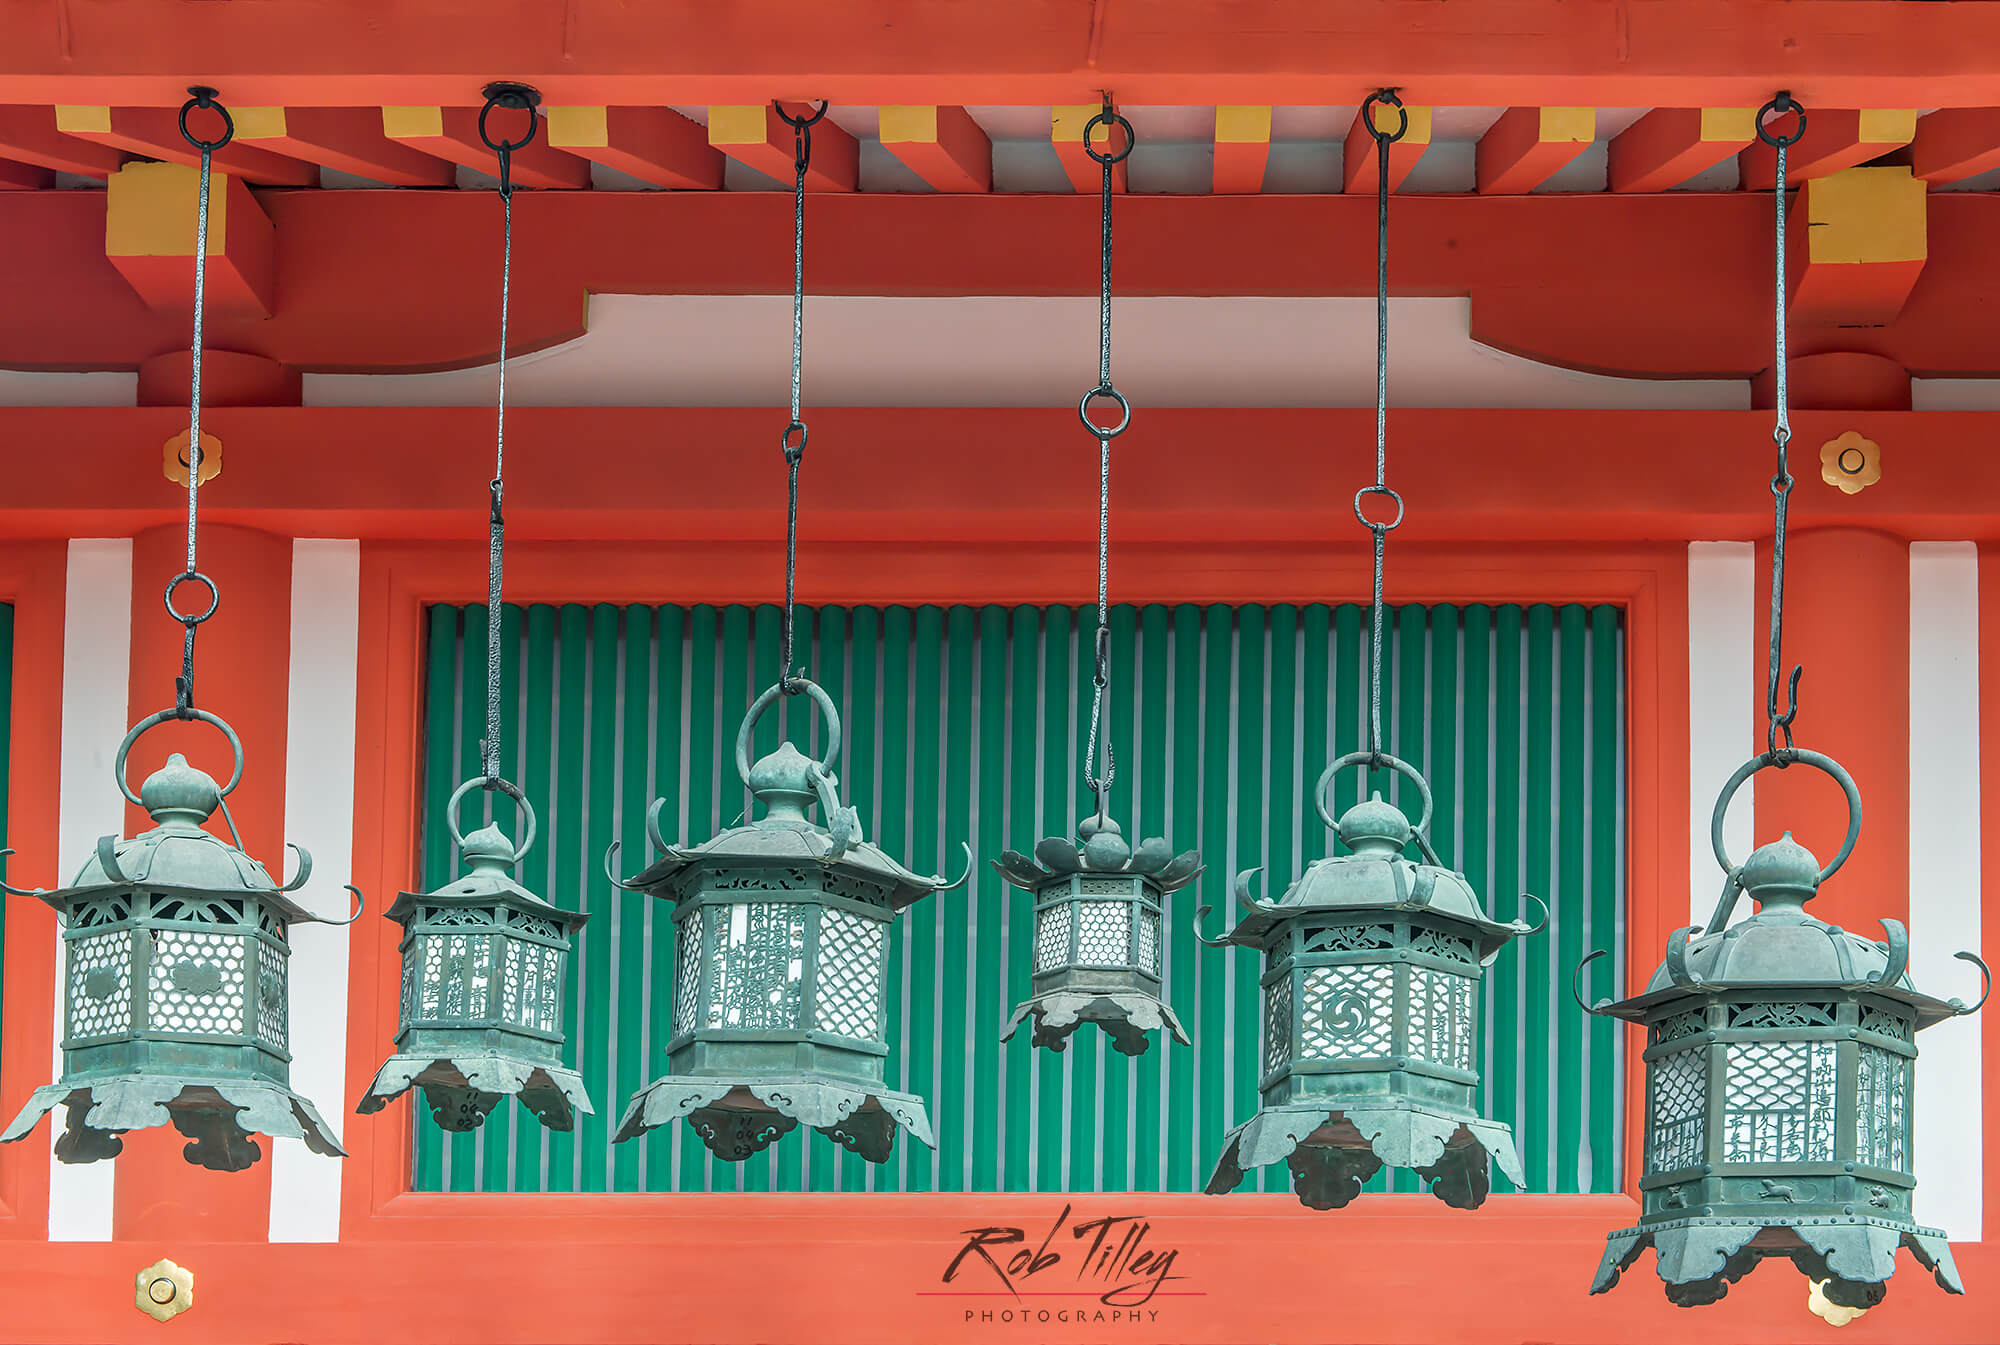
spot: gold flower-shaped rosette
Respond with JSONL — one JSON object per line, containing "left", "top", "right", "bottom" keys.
{"left": 1820, "top": 431, "right": 1881, "bottom": 495}
{"left": 135, "top": 1259, "right": 194, "bottom": 1323}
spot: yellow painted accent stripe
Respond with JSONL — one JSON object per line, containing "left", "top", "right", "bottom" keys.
{"left": 545, "top": 106, "right": 610, "bottom": 149}
{"left": 1538, "top": 107, "right": 1596, "bottom": 142}
{"left": 1859, "top": 109, "right": 1920, "bottom": 144}
{"left": 1700, "top": 107, "right": 1756, "bottom": 142}
{"left": 706, "top": 105, "right": 770, "bottom": 147}
{"left": 1214, "top": 106, "right": 1272, "bottom": 144}
{"left": 879, "top": 106, "right": 940, "bottom": 144}
{"left": 105, "top": 162, "right": 227, "bottom": 257}
{"left": 1807, "top": 166, "right": 1927, "bottom": 265}
{"left": 381, "top": 106, "right": 444, "bottom": 139}
{"left": 1053, "top": 104, "right": 1115, "bottom": 148}
{"left": 232, "top": 106, "right": 288, "bottom": 140}
{"left": 54, "top": 106, "right": 112, "bottom": 134}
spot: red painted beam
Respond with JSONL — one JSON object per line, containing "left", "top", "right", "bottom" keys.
{"left": 54, "top": 105, "right": 318, "bottom": 185}
{"left": 878, "top": 105, "right": 991, "bottom": 193}
{"left": 235, "top": 105, "right": 454, "bottom": 187}
{"left": 1342, "top": 104, "right": 1431, "bottom": 194}
{"left": 545, "top": 105, "right": 722, "bottom": 189}
{"left": 13, "top": 2, "right": 2000, "bottom": 109}
{"left": 1476, "top": 107, "right": 1595, "bottom": 193}
{"left": 0, "top": 157, "right": 50, "bottom": 189}
{"left": 0, "top": 105, "right": 127, "bottom": 175}
{"left": 1739, "top": 109, "right": 1916, "bottom": 191}
{"left": 1608, "top": 107, "right": 1754, "bottom": 192}
{"left": 1911, "top": 107, "right": 2000, "bottom": 186}
{"left": 708, "top": 103, "right": 858, "bottom": 192}
{"left": 382, "top": 105, "right": 590, "bottom": 190}
{"left": 9, "top": 191, "right": 2000, "bottom": 380}
{"left": 2, "top": 406, "right": 2000, "bottom": 544}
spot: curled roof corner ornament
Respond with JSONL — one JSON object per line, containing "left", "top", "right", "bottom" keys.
{"left": 1948, "top": 950, "right": 1992, "bottom": 1015}
{"left": 1663, "top": 925, "right": 1706, "bottom": 988}
{"left": 1871, "top": 917, "right": 1911, "bottom": 987}
{"left": 1572, "top": 948, "right": 1616, "bottom": 1016}
{"left": 0, "top": 848, "right": 46, "bottom": 899}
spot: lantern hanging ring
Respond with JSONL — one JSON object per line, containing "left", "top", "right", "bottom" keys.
{"left": 445, "top": 775, "right": 538, "bottom": 862}
{"left": 1755, "top": 92, "right": 1807, "bottom": 149}
{"left": 1362, "top": 88, "right": 1409, "bottom": 144}
{"left": 177, "top": 87, "right": 234, "bottom": 152}
{"left": 735, "top": 678, "right": 843, "bottom": 787}
{"left": 1314, "top": 750, "right": 1443, "bottom": 867}
{"left": 477, "top": 82, "right": 540, "bottom": 197}
{"left": 1710, "top": 747, "right": 1861, "bottom": 884}
{"left": 1083, "top": 106, "right": 1135, "bottom": 165}
{"left": 115, "top": 709, "right": 245, "bottom": 805}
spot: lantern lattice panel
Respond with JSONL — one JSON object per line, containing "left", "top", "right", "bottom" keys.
{"left": 1034, "top": 902, "right": 1071, "bottom": 973}
{"left": 1299, "top": 964, "right": 1395, "bottom": 1060}
{"left": 705, "top": 904, "right": 806, "bottom": 1030}
{"left": 1722, "top": 1040, "right": 1837, "bottom": 1164}
{"left": 148, "top": 930, "right": 247, "bottom": 1035}
{"left": 413, "top": 599, "right": 1625, "bottom": 1194}
{"left": 814, "top": 910, "right": 884, "bottom": 1039}
{"left": 1648, "top": 1048, "right": 1706, "bottom": 1173}
{"left": 256, "top": 939, "right": 287, "bottom": 1049}
{"left": 67, "top": 931, "right": 133, "bottom": 1039}
{"left": 501, "top": 937, "right": 562, "bottom": 1033}
{"left": 672, "top": 917, "right": 702, "bottom": 1035}
{"left": 1075, "top": 902, "right": 1129, "bottom": 965}
{"left": 1263, "top": 973, "right": 1294, "bottom": 1076}
{"left": 1856, "top": 1045, "right": 1910, "bottom": 1171}
{"left": 419, "top": 933, "right": 493, "bottom": 1020}
{"left": 1135, "top": 908, "right": 1160, "bottom": 976}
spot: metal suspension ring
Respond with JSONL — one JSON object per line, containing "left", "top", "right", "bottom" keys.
{"left": 1078, "top": 386, "right": 1131, "bottom": 439}
{"left": 477, "top": 82, "right": 541, "bottom": 154}
{"left": 735, "top": 677, "right": 843, "bottom": 787}
{"left": 115, "top": 708, "right": 246, "bottom": 806}
{"left": 446, "top": 775, "right": 538, "bottom": 862}
{"left": 1314, "top": 750, "right": 1436, "bottom": 838}
{"left": 177, "top": 87, "right": 234, "bottom": 152}
{"left": 1710, "top": 747, "right": 1861, "bottom": 885}
{"left": 1083, "top": 109, "right": 1135, "bottom": 165}
{"left": 776, "top": 100, "right": 829, "bottom": 132}
{"left": 1352, "top": 484, "right": 1404, "bottom": 532}
{"left": 163, "top": 570, "right": 220, "bottom": 625}
{"left": 1755, "top": 92, "right": 1807, "bottom": 149}
{"left": 1360, "top": 88, "right": 1409, "bottom": 143}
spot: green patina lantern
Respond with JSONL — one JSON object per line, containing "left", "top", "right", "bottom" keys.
{"left": 609, "top": 680, "right": 966, "bottom": 1163}
{"left": 1578, "top": 748, "right": 1988, "bottom": 1308}
{"left": 994, "top": 815, "right": 1198, "bottom": 1056}
{"left": 0, "top": 711, "right": 359, "bottom": 1170}
{"left": 357, "top": 778, "right": 591, "bottom": 1132}
{"left": 1197, "top": 751, "right": 1545, "bottom": 1209}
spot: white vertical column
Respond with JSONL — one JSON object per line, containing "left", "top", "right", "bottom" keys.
{"left": 1688, "top": 542, "right": 1756, "bottom": 926}
{"left": 1908, "top": 542, "right": 1982, "bottom": 1240}
{"left": 51, "top": 540, "right": 131, "bottom": 1241}
{"left": 269, "top": 540, "right": 360, "bottom": 1243}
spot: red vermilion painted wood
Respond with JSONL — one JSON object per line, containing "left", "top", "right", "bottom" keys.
{"left": 9, "top": 0, "right": 2000, "bottom": 109}
{"left": 10, "top": 189, "right": 2000, "bottom": 380}
{"left": 111, "top": 524, "right": 293, "bottom": 1243}
{"left": 1, "top": 407, "right": 1999, "bottom": 544}
{"left": 0, "top": 542, "right": 66, "bottom": 1240}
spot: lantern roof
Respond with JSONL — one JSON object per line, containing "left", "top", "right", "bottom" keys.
{"left": 620, "top": 740, "right": 964, "bottom": 909}
{"left": 388, "top": 820, "right": 584, "bottom": 924}
{"left": 993, "top": 813, "right": 1202, "bottom": 893}
{"left": 1587, "top": 832, "right": 1981, "bottom": 1030}
{"left": 1216, "top": 792, "right": 1540, "bottom": 956}
{"left": 62, "top": 753, "right": 314, "bottom": 923}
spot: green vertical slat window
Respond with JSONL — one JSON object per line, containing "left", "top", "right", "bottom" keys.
{"left": 412, "top": 600, "right": 1625, "bottom": 1194}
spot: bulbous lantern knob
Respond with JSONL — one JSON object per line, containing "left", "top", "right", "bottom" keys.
{"left": 1579, "top": 749, "right": 1990, "bottom": 1308}
{"left": 1, "top": 711, "right": 360, "bottom": 1170}
{"left": 1197, "top": 752, "right": 1546, "bottom": 1210}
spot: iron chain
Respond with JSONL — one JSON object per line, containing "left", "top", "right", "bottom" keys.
{"left": 1758, "top": 92, "right": 1806, "bottom": 764}
{"left": 1080, "top": 96, "right": 1134, "bottom": 815}
{"left": 1358, "top": 90, "right": 1409, "bottom": 766}
{"left": 476, "top": 83, "right": 539, "bottom": 781}
{"left": 169, "top": 88, "right": 234, "bottom": 719}
{"left": 776, "top": 103, "right": 827, "bottom": 695}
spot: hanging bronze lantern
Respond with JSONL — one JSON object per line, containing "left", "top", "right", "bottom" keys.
{"left": 995, "top": 814, "right": 1197, "bottom": 1055}
{"left": 357, "top": 780, "right": 590, "bottom": 1131}
{"left": 1577, "top": 750, "right": 1988, "bottom": 1308}
{"left": 1, "top": 713, "right": 358, "bottom": 1170}
{"left": 609, "top": 681, "right": 966, "bottom": 1163}
{"left": 1197, "top": 752, "right": 1544, "bottom": 1208}
{"left": 992, "top": 101, "right": 1196, "bottom": 1060}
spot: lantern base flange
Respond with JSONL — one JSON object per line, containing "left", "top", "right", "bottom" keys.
{"left": 1206, "top": 1103, "right": 1523, "bottom": 1210}
{"left": 1, "top": 1077, "right": 345, "bottom": 1171}
{"left": 1002, "top": 991, "right": 1189, "bottom": 1056}
{"left": 613, "top": 1077, "right": 935, "bottom": 1164}
{"left": 357, "top": 1053, "right": 593, "bottom": 1132}
{"left": 1592, "top": 1214, "right": 1962, "bottom": 1307}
